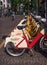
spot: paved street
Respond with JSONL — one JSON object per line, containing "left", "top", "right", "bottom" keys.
{"left": 0, "top": 15, "right": 24, "bottom": 43}
{"left": 0, "top": 15, "right": 47, "bottom": 65}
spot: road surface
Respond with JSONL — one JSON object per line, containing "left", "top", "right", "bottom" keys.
{"left": 0, "top": 15, "right": 47, "bottom": 65}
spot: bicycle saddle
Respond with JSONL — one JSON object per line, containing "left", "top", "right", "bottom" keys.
{"left": 17, "top": 26, "right": 26, "bottom": 30}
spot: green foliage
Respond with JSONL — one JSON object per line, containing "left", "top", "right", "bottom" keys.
{"left": 31, "top": 0, "right": 37, "bottom": 9}
{"left": 10, "top": 0, "right": 17, "bottom": 11}
{"left": 10, "top": 0, "right": 37, "bottom": 11}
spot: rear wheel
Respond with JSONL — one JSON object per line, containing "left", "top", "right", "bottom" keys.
{"left": 40, "top": 36, "right": 47, "bottom": 53}
{"left": 5, "top": 42, "right": 25, "bottom": 56}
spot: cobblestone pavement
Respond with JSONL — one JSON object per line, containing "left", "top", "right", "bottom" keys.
{"left": 0, "top": 15, "right": 24, "bottom": 43}
{"left": 0, "top": 47, "right": 47, "bottom": 65}
{"left": 0, "top": 15, "right": 47, "bottom": 65}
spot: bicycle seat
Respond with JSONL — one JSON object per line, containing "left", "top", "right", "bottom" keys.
{"left": 17, "top": 26, "right": 26, "bottom": 30}
{"left": 22, "top": 20, "right": 27, "bottom": 24}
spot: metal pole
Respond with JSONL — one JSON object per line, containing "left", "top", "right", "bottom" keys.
{"left": 45, "top": 0, "right": 46, "bottom": 19}
{"left": 46, "top": 0, "right": 47, "bottom": 22}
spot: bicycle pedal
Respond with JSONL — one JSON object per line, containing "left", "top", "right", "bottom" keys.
{"left": 29, "top": 49, "right": 34, "bottom": 56}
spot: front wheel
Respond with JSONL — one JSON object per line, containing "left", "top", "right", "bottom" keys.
{"left": 40, "top": 36, "right": 47, "bottom": 53}
{"left": 5, "top": 42, "right": 25, "bottom": 56}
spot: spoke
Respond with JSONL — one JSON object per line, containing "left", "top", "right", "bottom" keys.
{"left": 8, "top": 47, "right": 23, "bottom": 54}
{"left": 6, "top": 42, "right": 25, "bottom": 56}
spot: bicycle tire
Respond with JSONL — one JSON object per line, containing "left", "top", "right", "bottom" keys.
{"left": 40, "top": 36, "right": 47, "bottom": 53}
{"left": 5, "top": 42, "right": 25, "bottom": 56}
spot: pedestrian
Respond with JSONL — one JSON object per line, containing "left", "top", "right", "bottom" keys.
{"left": 12, "top": 11, "right": 15, "bottom": 21}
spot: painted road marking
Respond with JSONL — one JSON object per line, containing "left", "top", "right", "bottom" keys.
{"left": 0, "top": 19, "right": 26, "bottom": 48}
{"left": 0, "top": 40, "right": 5, "bottom": 48}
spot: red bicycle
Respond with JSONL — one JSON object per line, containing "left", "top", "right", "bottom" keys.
{"left": 4, "top": 17, "right": 47, "bottom": 57}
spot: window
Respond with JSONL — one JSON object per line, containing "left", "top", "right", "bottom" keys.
{"left": 3, "top": 0, "right": 5, "bottom": 2}
{"left": 4, "top": 4, "right": 5, "bottom": 8}
{"left": 0, "top": 1, "right": 2, "bottom": 5}
{"left": 7, "top": 4, "right": 9, "bottom": 8}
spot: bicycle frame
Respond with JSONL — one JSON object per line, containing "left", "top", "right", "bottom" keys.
{"left": 14, "top": 29, "right": 44, "bottom": 49}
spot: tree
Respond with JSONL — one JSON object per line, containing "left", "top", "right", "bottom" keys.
{"left": 11, "top": 0, "right": 17, "bottom": 11}
{"left": 10, "top": 0, "right": 37, "bottom": 13}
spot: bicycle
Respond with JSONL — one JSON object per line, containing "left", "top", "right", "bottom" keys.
{"left": 4, "top": 15, "right": 47, "bottom": 57}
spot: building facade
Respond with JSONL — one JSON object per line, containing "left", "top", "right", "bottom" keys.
{"left": 0, "top": 0, "right": 11, "bottom": 16}
{"left": 0, "top": 0, "right": 11, "bottom": 9}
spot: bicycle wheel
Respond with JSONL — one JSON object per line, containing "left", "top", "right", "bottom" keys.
{"left": 40, "top": 36, "right": 47, "bottom": 53}
{"left": 5, "top": 42, "right": 25, "bottom": 56}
